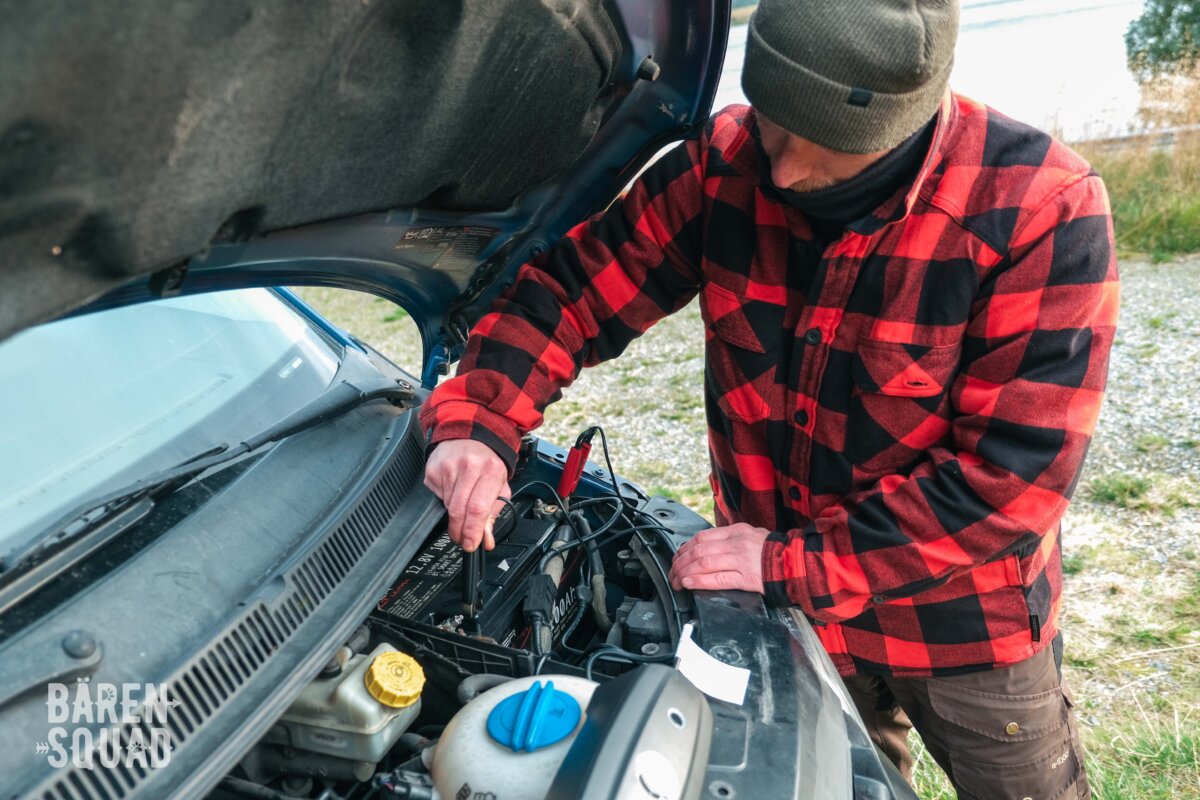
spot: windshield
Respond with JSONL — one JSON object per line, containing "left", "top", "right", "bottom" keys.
{"left": 0, "top": 289, "right": 342, "bottom": 558}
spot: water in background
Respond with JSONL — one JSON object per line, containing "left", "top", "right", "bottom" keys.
{"left": 715, "top": 0, "right": 1147, "bottom": 142}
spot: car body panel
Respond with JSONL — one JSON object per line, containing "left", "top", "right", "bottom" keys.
{"left": 2, "top": 0, "right": 729, "bottom": 360}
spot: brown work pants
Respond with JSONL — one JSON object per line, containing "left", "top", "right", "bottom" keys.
{"left": 841, "top": 642, "right": 1090, "bottom": 799}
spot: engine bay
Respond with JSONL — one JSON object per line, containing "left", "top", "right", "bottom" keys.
{"left": 213, "top": 428, "right": 706, "bottom": 800}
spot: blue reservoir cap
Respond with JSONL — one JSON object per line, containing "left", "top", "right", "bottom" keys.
{"left": 486, "top": 680, "right": 581, "bottom": 753}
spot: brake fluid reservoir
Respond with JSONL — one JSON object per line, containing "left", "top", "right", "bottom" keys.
{"left": 267, "top": 643, "right": 424, "bottom": 764}
{"left": 430, "top": 675, "right": 598, "bottom": 800}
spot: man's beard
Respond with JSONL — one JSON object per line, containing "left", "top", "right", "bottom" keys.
{"left": 784, "top": 176, "right": 839, "bottom": 193}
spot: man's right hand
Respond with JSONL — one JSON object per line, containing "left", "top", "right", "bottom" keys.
{"left": 423, "top": 439, "right": 511, "bottom": 553}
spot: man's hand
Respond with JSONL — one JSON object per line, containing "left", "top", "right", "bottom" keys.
{"left": 424, "top": 439, "right": 510, "bottom": 553}
{"left": 668, "top": 523, "right": 770, "bottom": 593}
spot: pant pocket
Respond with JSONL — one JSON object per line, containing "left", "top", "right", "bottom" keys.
{"left": 926, "top": 677, "right": 1084, "bottom": 800}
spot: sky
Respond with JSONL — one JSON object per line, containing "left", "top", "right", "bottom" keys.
{"left": 714, "top": 0, "right": 1148, "bottom": 142}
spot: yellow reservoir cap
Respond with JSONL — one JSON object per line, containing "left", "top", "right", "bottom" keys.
{"left": 365, "top": 650, "right": 425, "bottom": 708}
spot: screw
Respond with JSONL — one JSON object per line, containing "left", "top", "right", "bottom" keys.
{"left": 62, "top": 631, "right": 97, "bottom": 659}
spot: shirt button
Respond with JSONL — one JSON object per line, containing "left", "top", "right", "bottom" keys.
{"left": 1006, "top": 722, "right": 1020, "bottom": 736}
{"left": 793, "top": 409, "right": 809, "bottom": 426}
{"left": 788, "top": 487, "right": 801, "bottom": 501}
{"left": 872, "top": 595, "right": 886, "bottom": 604}
{"left": 804, "top": 327, "right": 822, "bottom": 345}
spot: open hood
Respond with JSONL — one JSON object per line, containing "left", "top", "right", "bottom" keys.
{"left": 1, "top": 0, "right": 729, "bottom": 377}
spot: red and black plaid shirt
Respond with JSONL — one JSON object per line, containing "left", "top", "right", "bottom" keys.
{"left": 421, "top": 92, "right": 1119, "bottom": 677}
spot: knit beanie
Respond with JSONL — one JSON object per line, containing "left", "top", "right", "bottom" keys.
{"left": 742, "top": 0, "right": 959, "bottom": 154}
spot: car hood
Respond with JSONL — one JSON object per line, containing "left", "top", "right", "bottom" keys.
{"left": 1, "top": 0, "right": 728, "bottom": 368}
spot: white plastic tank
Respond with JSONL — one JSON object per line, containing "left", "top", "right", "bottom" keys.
{"left": 430, "top": 674, "right": 598, "bottom": 800}
{"left": 265, "top": 643, "right": 424, "bottom": 764}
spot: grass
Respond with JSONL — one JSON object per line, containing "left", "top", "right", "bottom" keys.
{"left": 1089, "top": 721, "right": 1199, "bottom": 800}
{"left": 1080, "top": 145, "right": 1200, "bottom": 260}
{"left": 1136, "top": 433, "right": 1171, "bottom": 453}
{"left": 1147, "top": 311, "right": 1178, "bottom": 330}
{"left": 1075, "top": 68, "right": 1200, "bottom": 261}
{"left": 1063, "top": 551, "right": 1089, "bottom": 576}
{"left": 1085, "top": 473, "right": 1198, "bottom": 516}
{"left": 1087, "top": 474, "right": 1154, "bottom": 508}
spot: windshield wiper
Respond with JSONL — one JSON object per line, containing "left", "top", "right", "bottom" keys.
{"left": 0, "top": 373, "right": 415, "bottom": 578}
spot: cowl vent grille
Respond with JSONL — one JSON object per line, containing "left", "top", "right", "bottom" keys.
{"left": 39, "top": 424, "right": 424, "bottom": 800}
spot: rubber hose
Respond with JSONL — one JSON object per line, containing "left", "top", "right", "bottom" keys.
{"left": 456, "top": 673, "right": 513, "bottom": 705}
{"left": 590, "top": 573, "right": 614, "bottom": 634}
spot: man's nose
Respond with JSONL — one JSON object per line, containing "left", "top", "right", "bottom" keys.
{"left": 769, "top": 144, "right": 816, "bottom": 190}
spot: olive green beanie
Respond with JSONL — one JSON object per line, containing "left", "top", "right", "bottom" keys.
{"left": 742, "top": 0, "right": 960, "bottom": 154}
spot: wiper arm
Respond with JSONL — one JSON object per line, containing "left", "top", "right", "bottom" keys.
{"left": 1, "top": 374, "right": 414, "bottom": 577}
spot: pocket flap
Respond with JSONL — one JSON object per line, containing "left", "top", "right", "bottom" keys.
{"left": 712, "top": 313, "right": 767, "bottom": 353}
{"left": 927, "top": 680, "right": 1067, "bottom": 743}
{"left": 702, "top": 283, "right": 783, "bottom": 354}
{"left": 852, "top": 339, "right": 959, "bottom": 398}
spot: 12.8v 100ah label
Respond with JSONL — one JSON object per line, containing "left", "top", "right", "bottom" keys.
{"left": 377, "top": 532, "right": 462, "bottom": 619}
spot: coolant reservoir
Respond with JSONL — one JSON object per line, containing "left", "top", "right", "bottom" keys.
{"left": 266, "top": 642, "right": 424, "bottom": 764}
{"left": 430, "top": 674, "right": 598, "bottom": 800}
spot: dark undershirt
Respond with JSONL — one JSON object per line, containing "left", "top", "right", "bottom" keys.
{"left": 756, "top": 114, "right": 937, "bottom": 248}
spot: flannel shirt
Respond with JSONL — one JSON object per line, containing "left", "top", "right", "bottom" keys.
{"left": 420, "top": 92, "right": 1119, "bottom": 677}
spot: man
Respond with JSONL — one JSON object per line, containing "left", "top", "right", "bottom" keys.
{"left": 421, "top": 1, "right": 1117, "bottom": 796}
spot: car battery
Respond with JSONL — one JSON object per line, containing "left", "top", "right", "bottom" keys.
{"left": 378, "top": 499, "right": 585, "bottom": 650}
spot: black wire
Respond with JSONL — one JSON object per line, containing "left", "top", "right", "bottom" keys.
{"left": 536, "top": 514, "right": 648, "bottom": 573}
{"left": 634, "top": 529, "right": 685, "bottom": 636}
{"left": 511, "top": 480, "right": 571, "bottom": 512}
{"left": 536, "top": 502, "right": 629, "bottom": 573}
{"left": 588, "top": 426, "right": 686, "bottom": 641}
{"left": 556, "top": 586, "right": 591, "bottom": 654}
{"left": 594, "top": 426, "right": 626, "bottom": 502}
{"left": 584, "top": 646, "right": 674, "bottom": 681}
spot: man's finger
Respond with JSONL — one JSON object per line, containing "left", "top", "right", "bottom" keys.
{"left": 675, "top": 526, "right": 736, "bottom": 559}
{"left": 679, "top": 570, "right": 750, "bottom": 592}
{"left": 461, "top": 471, "right": 504, "bottom": 552}
{"left": 483, "top": 486, "right": 511, "bottom": 551}
{"left": 670, "top": 547, "right": 744, "bottom": 590}
{"left": 445, "top": 466, "right": 480, "bottom": 546}
{"left": 670, "top": 537, "right": 735, "bottom": 578}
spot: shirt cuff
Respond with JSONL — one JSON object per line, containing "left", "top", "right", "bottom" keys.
{"left": 761, "top": 527, "right": 818, "bottom": 618}
{"left": 419, "top": 400, "right": 522, "bottom": 476}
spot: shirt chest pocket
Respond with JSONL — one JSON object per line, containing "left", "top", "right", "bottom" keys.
{"left": 700, "top": 283, "right": 786, "bottom": 424}
{"left": 848, "top": 338, "right": 960, "bottom": 470}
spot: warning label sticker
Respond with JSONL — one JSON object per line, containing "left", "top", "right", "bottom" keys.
{"left": 392, "top": 225, "right": 499, "bottom": 271}
{"left": 378, "top": 532, "right": 462, "bottom": 619}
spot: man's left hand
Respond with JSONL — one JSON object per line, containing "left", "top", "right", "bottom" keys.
{"left": 668, "top": 523, "right": 770, "bottom": 593}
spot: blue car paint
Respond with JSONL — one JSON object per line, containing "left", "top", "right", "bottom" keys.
{"left": 271, "top": 287, "right": 366, "bottom": 355}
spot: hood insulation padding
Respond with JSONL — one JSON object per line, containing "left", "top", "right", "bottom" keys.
{"left": 0, "top": 0, "right": 619, "bottom": 339}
